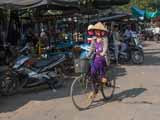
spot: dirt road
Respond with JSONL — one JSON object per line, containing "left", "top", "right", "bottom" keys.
{"left": 0, "top": 41, "right": 160, "bottom": 120}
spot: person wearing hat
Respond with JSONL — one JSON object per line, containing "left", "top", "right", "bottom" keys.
{"left": 80, "top": 24, "right": 96, "bottom": 59}
{"left": 88, "top": 22, "right": 109, "bottom": 98}
{"left": 87, "top": 24, "right": 95, "bottom": 43}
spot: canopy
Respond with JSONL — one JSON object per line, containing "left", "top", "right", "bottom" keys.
{"left": 0, "top": 0, "right": 130, "bottom": 10}
{"left": 0, "top": 0, "right": 43, "bottom": 5}
{"left": 131, "top": 6, "right": 160, "bottom": 19}
{"left": 0, "top": 0, "right": 44, "bottom": 9}
{"left": 0, "top": 0, "right": 78, "bottom": 10}
{"left": 131, "top": 6, "right": 145, "bottom": 17}
{"left": 97, "top": 14, "right": 130, "bottom": 22}
{"left": 93, "top": 0, "right": 130, "bottom": 9}
{"left": 82, "top": 13, "right": 130, "bottom": 23}
{"left": 145, "top": 10, "right": 160, "bottom": 19}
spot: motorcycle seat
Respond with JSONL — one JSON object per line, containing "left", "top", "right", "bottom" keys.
{"left": 33, "top": 54, "right": 65, "bottom": 69}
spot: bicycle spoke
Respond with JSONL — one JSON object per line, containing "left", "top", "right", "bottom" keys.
{"left": 70, "top": 76, "right": 94, "bottom": 110}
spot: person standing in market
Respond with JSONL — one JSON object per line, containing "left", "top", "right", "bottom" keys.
{"left": 26, "top": 27, "right": 38, "bottom": 47}
{"left": 40, "top": 28, "right": 49, "bottom": 47}
{"left": 152, "top": 24, "right": 160, "bottom": 42}
{"left": 112, "top": 25, "right": 120, "bottom": 64}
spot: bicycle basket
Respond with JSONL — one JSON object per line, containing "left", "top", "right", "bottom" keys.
{"left": 74, "top": 58, "right": 90, "bottom": 73}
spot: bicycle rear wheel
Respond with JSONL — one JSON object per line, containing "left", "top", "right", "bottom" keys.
{"left": 101, "top": 77, "right": 116, "bottom": 100}
{"left": 70, "top": 75, "right": 94, "bottom": 110}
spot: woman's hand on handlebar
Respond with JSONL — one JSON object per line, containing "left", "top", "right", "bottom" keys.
{"left": 100, "top": 52, "right": 105, "bottom": 56}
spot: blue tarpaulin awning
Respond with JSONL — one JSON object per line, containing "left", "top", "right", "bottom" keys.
{"left": 131, "top": 6, "right": 160, "bottom": 19}
{"left": 131, "top": 6, "right": 145, "bottom": 17}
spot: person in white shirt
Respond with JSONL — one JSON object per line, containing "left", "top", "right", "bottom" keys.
{"left": 152, "top": 27, "right": 160, "bottom": 35}
{"left": 123, "top": 25, "right": 133, "bottom": 40}
{"left": 112, "top": 25, "right": 120, "bottom": 64}
{"left": 40, "top": 28, "right": 49, "bottom": 46}
{"left": 152, "top": 26, "right": 160, "bottom": 42}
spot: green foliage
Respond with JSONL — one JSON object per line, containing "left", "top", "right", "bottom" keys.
{"left": 149, "top": 0, "right": 160, "bottom": 9}
{"left": 119, "top": 0, "right": 155, "bottom": 12}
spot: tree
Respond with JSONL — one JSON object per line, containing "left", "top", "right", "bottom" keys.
{"left": 149, "top": 0, "right": 160, "bottom": 10}
{"left": 119, "top": 0, "right": 154, "bottom": 13}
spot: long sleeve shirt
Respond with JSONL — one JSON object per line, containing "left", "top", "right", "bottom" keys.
{"left": 112, "top": 31, "right": 120, "bottom": 45}
{"left": 88, "top": 37, "right": 108, "bottom": 57}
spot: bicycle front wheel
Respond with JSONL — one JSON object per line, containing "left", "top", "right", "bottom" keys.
{"left": 70, "top": 75, "right": 94, "bottom": 110}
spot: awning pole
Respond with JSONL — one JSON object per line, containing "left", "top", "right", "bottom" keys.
{"left": 6, "top": 9, "right": 11, "bottom": 45}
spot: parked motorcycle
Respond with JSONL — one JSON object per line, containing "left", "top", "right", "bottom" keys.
{"left": 0, "top": 44, "right": 66, "bottom": 96}
{"left": 0, "top": 66, "right": 19, "bottom": 96}
{"left": 109, "top": 33, "right": 144, "bottom": 64}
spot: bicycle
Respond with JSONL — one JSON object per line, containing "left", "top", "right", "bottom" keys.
{"left": 70, "top": 57, "right": 116, "bottom": 110}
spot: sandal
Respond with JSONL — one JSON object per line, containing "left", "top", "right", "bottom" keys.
{"left": 101, "top": 78, "right": 107, "bottom": 84}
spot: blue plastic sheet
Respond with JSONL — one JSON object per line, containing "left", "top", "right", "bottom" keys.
{"left": 56, "top": 41, "right": 74, "bottom": 49}
{"left": 131, "top": 6, "right": 145, "bottom": 17}
{"left": 79, "top": 43, "right": 90, "bottom": 59}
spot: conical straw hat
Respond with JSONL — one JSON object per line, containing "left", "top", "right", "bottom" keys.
{"left": 87, "top": 24, "right": 94, "bottom": 30}
{"left": 94, "top": 22, "right": 107, "bottom": 31}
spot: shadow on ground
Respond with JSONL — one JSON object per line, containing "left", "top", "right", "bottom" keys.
{"left": 108, "top": 65, "right": 127, "bottom": 81}
{"left": 143, "top": 54, "right": 160, "bottom": 65}
{"left": 112, "top": 88, "right": 147, "bottom": 101}
{"left": 0, "top": 65, "right": 127, "bottom": 113}
{"left": 87, "top": 88, "right": 147, "bottom": 110}
{"left": 0, "top": 77, "right": 74, "bottom": 113}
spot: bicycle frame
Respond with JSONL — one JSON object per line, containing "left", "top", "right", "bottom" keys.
{"left": 79, "top": 58, "right": 102, "bottom": 93}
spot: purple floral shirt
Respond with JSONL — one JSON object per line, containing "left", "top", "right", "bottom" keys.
{"left": 95, "top": 42, "right": 103, "bottom": 58}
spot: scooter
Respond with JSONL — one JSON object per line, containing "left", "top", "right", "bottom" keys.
{"left": 109, "top": 33, "right": 144, "bottom": 64}
{"left": 0, "top": 44, "right": 66, "bottom": 96}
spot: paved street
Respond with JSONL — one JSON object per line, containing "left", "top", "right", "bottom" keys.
{"left": 0, "top": 41, "right": 160, "bottom": 120}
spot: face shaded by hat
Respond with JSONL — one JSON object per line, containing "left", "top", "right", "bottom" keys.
{"left": 88, "top": 24, "right": 94, "bottom": 31}
{"left": 87, "top": 24, "right": 95, "bottom": 36}
{"left": 94, "top": 22, "right": 107, "bottom": 37}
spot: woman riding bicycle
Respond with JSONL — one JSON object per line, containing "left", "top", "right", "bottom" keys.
{"left": 88, "top": 22, "right": 109, "bottom": 98}
{"left": 70, "top": 23, "right": 115, "bottom": 109}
